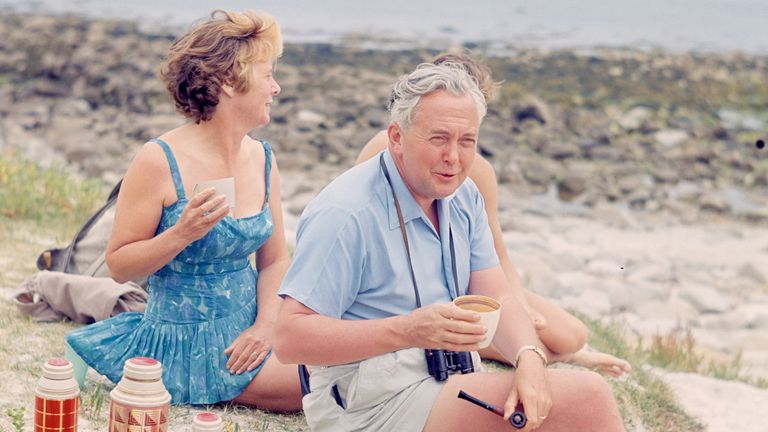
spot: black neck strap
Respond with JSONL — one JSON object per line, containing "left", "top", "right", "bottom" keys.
{"left": 379, "top": 154, "right": 460, "bottom": 308}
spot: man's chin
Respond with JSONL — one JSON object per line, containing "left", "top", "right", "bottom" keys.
{"left": 434, "top": 184, "right": 461, "bottom": 199}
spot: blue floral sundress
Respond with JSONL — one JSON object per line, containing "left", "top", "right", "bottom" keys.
{"left": 66, "top": 138, "right": 275, "bottom": 404}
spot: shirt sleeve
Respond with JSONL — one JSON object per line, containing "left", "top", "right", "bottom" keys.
{"left": 278, "top": 205, "right": 365, "bottom": 319}
{"left": 468, "top": 185, "right": 499, "bottom": 272}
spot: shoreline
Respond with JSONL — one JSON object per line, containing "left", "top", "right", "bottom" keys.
{"left": 3, "top": 6, "right": 768, "bottom": 57}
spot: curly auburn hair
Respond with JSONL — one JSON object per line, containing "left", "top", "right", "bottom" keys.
{"left": 160, "top": 9, "right": 283, "bottom": 123}
{"left": 432, "top": 52, "right": 499, "bottom": 102}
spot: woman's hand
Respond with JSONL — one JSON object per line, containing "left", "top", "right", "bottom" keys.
{"left": 524, "top": 304, "right": 547, "bottom": 331}
{"left": 173, "top": 188, "right": 229, "bottom": 243}
{"left": 224, "top": 321, "right": 274, "bottom": 374}
{"left": 503, "top": 352, "right": 552, "bottom": 430}
{"left": 402, "top": 303, "right": 486, "bottom": 352}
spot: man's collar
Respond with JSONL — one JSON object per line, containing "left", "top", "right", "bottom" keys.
{"left": 381, "top": 150, "right": 457, "bottom": 230}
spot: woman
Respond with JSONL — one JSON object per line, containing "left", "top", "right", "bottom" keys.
{"left": 355, "top": 52, "right": 631, "bottom": 376}
{"left": 66, "top": 10, "right": 301, "bottom": 410}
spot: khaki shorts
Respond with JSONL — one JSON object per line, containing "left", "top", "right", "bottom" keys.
{"left": 302, "top": 348, "right": 483, "bottom": 432}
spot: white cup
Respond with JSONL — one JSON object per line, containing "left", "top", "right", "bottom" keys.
{"left": 453, "top": 295, "right": 502, "bottom": 349}
{"left": 193, "top": 177, "right": 236, "bottom": 210}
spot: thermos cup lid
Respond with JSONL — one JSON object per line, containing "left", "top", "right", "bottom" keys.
{"left": 36, "top": 358, "right": 79, "bottom": 399}
{"left": 124, "top": 357, "right": 163, "bottom": 381}
{"left": 193, "top": 412, "right": 223, "bottom": 431}
{"left": 111, "top": 357, "right": 171, "bottom": 407}
{"left": 42, "top": 358, "right": 74, "bottom": 380}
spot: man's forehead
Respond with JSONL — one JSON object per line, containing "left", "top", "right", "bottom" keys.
{"left": 410, "top": 92, "right": 480, "bottom": 132}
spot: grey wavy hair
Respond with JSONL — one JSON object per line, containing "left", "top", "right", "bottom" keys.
{"left": 388, "top": 62, "right": 487, "bottom": 130}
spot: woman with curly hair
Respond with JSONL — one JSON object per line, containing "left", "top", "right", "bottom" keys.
{"left": 66, "top": 10, "right": 301, "bottom": 410}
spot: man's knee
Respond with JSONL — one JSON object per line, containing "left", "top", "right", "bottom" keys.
{"left": 582, "top": 370, "right": 614, "bottom": 398}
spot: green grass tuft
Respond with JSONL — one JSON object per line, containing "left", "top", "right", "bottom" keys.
{"left": 0, "top": 152, "right": 104, "bottom": 236}
{"left": 579, "top": 314, "right": 704, "bottom": 432}
{"left": 4, "top": 407, "right": 25, "bottom": 432}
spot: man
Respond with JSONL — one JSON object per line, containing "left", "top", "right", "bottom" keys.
{"left": 275, "top": 63, "right": 624, "bottom": 431}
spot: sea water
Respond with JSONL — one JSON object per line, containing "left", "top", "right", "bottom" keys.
{"left": 2, "top": 0, "right": 767, "bottom": 54}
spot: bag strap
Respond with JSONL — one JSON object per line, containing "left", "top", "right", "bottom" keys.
{"left": 379, "top": 154, "right": 460, "bottom": 304}
{"left": 37, "top": 179, "right": 123, "bottom": 272}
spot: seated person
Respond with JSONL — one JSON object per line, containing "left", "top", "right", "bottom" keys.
{"left": 65, "top": 9, "right": 301, "bottom": 410}
{"left": 275, "top": 63, "right": 625, "bottom": 431}
{"left": 356, "top": 52, "right": 630, "bottom": 377}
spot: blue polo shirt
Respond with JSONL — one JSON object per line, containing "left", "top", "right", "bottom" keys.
{"left": 279, "top": 150, "right": 498, "bottom": 320}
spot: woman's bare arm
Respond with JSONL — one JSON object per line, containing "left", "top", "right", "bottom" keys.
{"left": 105, "top": 142, "right": 228, "bottom": 283}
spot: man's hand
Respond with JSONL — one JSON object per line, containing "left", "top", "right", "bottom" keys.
{"left": 503, "top": 352, "right": 552, "bottom": 430}
{"left": 402, "top": 303, "right": 486, "bottom": 351}
{"left": 224, "top": 322, "right": 274, "bottom": 374}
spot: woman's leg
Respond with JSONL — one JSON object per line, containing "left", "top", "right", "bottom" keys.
{"left": 525, "top": 291, "right": 588, "bottom": 356}
{"left": 480, "top": 291, "right": 630, "bottom": 375}
{"left": 423, "top": 369, "right": 624, "bottom": 432}
{"left": 231, "top": 354, "right": 303, "bottom": 412}
{"left": 478, "top": 290, "right": 587, "bottom": 364}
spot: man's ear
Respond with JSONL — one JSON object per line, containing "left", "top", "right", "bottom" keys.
{"left": 387, "top": 123, "right": 403, "bottom": 156}
{"left": 221, "top": 83, "right": 235, "bottom": 98}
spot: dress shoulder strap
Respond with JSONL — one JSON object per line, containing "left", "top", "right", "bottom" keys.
{"left": 261, "top": 140, "right": 272, "bottom": 208}
{"left": 151, "top": 138, "right": 186, "bottom": 201}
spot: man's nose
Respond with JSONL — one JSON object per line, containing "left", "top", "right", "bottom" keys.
{"left": 443, "top": 141, "right": 459, "bottom": 164}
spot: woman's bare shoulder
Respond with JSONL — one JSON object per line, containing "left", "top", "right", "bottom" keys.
{"left": 129, "top": 140, "right": 170, "bottom": 174}
{"left": 468, "top": 154, "right": 498, "bottom": 195}
{"left": 355, "top": 130, "right": 389, "bottom": 165}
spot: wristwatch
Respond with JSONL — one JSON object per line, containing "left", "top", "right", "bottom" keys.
{"left": 513, "top": 345, "right": 548, "bottom": 369}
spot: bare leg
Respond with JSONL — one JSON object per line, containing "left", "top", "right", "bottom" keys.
{"left": 423, "top": 369, "right": 624, "bottom": 432}
{"left": 560, "top": 350, "right": 632, "bottom": 378}
{"left": 525, "top": 291, "right": 587, "bottom": 356}
{"left": 480, "top": 292, "right": 630, "bottom": 377}
{"left": 231, "top": 353, "right": 303, "bottom": 412}
{"left": 479, "top": 290, "right": 587, "bottom": 365}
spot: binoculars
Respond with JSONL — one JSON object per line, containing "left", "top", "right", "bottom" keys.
{"left": 425, "top": 349, "right": 474, "bottom": 381}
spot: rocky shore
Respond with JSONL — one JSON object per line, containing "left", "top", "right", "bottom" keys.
{"left": 1, "top": 12, "right": 767, "bottom": 432}
{"left": 1, "top": 12, "right": 767, "bottom": 222}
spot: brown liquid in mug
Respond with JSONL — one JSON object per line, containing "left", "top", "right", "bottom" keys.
{"left": 457, "top": 302, "right": 497, "bottom": 313}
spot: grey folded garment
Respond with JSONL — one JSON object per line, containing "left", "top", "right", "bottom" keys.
{"left": 13, "top": 271, "right": 147, "bottom": 324}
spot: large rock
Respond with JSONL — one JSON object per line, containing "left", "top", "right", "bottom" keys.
{"left": 557, "top": 169, "right": 590, "bottom": 200}
{"left": 653, "top": 129, "right": 689, "bottom": 147}
{"left": 512, "top": 95, "right": 551, "bottom": 125}
{"left": 619, "top": 106, "right": 654, "bottom": 131}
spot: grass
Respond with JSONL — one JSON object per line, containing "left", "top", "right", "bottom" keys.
{"left": 0, "top": 152, "right": 104, "bottom": 237}
{"left": 4, "top": 407, "right": 24, "bottom": 432}
{"left": 643, "top": 327, "right": 767, "bottom": 388}
{"left": 580, "top": 314, "right": 704, "bottom": 432}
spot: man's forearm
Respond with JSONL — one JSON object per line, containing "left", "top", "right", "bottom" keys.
{"left": 274, "top": 309, "right": 411, "bottom": 366}
{"left": 492, "top": 295, "right": 541, "bottom": 362}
